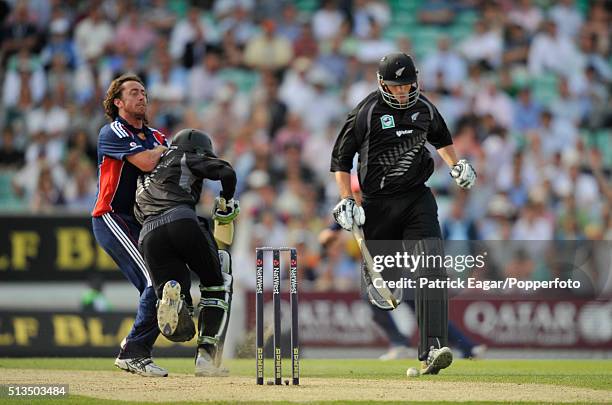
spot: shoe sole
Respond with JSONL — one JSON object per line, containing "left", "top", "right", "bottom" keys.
{"left": 158, "top": 280, "right": 181, "bottom": 337}
{"left": 422, "top": 347, "right": 453, "bottom": 375}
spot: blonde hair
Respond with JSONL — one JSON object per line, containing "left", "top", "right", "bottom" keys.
{"left": 103, "top": 74, "right": 145, "bottom": 121}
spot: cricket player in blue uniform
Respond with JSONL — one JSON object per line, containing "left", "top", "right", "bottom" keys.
{"left": 91, "top": 74, "right": 168, "bottom": 377}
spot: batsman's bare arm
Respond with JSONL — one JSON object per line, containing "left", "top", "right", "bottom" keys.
{"left": 436, "top": 145, "right": 459, "bottom": 168}
{"left": 335, "top": 171, "right": 353, "bottom": 199}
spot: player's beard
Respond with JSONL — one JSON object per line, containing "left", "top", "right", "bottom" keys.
{"left": 134, "top": 112, "right": 147, "bottom": 124}
{"left": 133, "top": 110, "right": 148, "bottom": 124}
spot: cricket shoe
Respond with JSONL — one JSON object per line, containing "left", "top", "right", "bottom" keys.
{"left": 114, "top": 357, "right": 168, "bottom": 377}
{"left": 421, "top": 346, "right": 453, "bottom": 375}
{"left": 195, "top": 349, "right": 229, "bottom": 377}
{"left": 158, "top": 280, "right": 182, "bottom": 337}
{"left": 469, "top": 344, "right": 487, "bottom": 359}
{"left": 379, "top": 345, "right": 412, "bottom": 361}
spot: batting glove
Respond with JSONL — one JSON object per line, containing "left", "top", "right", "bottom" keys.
{"left": 450, "top": 159, "right": 476, "bottom": 189}
{"left": 333, "top": 197, "right": 365, "bottom": 231}
{"left": 213, "top": 197, "right": 240, "bottom": 224}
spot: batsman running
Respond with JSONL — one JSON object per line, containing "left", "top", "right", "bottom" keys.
{"left": 135, "top": 128, "right": 239, "bottom": 376}
{"left": 330, "top": 52, "right": 476, "bottom": 375}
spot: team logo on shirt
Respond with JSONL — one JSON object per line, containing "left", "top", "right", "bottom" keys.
{"left": 129, "top": 142, "right": 137, "bottom": 147}
{"left": 411, "top": 112, "right": 420, "bottom": 121}
{"left": 380, "top": 114, "right": 395, "bottom": 129}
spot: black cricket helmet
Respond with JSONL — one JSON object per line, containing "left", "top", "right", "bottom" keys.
{"left": 377, "top": 52, "right": 420, "bottom": 109}
{"left": 172, "top": 128, "right": 216, "bottom": 156}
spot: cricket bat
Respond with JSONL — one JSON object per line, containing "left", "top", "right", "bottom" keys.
{"left": 213, "top": 198, "right": 234, "bottom": 246}
{"left": 352, "top": 223, "right": 400, "bottom": 309}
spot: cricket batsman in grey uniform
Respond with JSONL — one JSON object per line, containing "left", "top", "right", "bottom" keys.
{"left": 135, "top": 128, "right": 239, "bottom": 376}
{"left": 330, "top": 53, "right": 476, "bottom": 374}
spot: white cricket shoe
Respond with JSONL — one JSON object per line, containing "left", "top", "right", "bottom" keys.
{"left": 195, "top": 349, "right": 229, "bottom": 377}
{"left": 114, "top": 357, "right": 168, "bottom": 377}
{"left": 470, "top": 344, "right": 487, "bottom": 359}
{"left": 379, "top": 345, "right": 412, "bottom": 360}
{"left": 158, "top": 280, "right": 182, "bottom": 337}
{"left": 421, "top": 346, "right": 453, "bottom": 375}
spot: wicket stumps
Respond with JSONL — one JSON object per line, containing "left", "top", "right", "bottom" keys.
{"left": 255, "top": 247, "right": 299, "bottom": 386}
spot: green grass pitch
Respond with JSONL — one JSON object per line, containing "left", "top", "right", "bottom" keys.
{"left": 0, "top": 358, "right": 610, "bottom": 404}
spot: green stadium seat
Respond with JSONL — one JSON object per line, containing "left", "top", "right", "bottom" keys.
{"left": 383, "top": 26, "right": 404, "bottom": 41}
{"left": 511, "top": 69, "right": 531, "bottom": 88}
{"left": 509, "top": 131, "right": 528, "bottom": 150}
{"left": 218, "top": 69, "right": 260, "bottom": 93}
{"left": 393, "top": 13, "right": 418, "bottom": 25}
{"left": 579, "top": 129, "right": 590, "bottom": 143}
{"left": 0, "top": 171, "right": 26, "bottom": 211}
{"left": 575, "top": 0, "right": 591, "bottom": 16}
{"left": 401, "top": 26, "right": 441, "bottom": 58}
{"left": 383, "top": 23, "right": 421, "bottom": 40}
{"left": 594, "top": 130, "right": 612, "bottom": 167}
{"left": 167, "top": 0, "right": 189, "bottom": 19}
{"left": 580, "top": 129, "right": 612, "bottom": 167}
{"left": 295, "top": 0, "right": 318, "bottom": 14}
{"left": 390, "top": 0, "right": 423, "bottom": 12}
{"left": 531, "top": 73, "right": 559, "bottom": 107}
{"left": 448, "top": 24, "right": 474, "bottom": 41}
{"left": 455, "top": 11, "right": 479, "bottom": 25}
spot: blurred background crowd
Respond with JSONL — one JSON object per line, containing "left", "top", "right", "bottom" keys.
{"left": 0, "top": 0, "right": 610, "bottom": 292}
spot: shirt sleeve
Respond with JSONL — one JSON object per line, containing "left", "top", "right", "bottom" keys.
{"left": 151, "top": 128, "right": 168, "bottom": 147}
{"left": 188, "top": 155, "right": 237, "bottom": 200}
{"left": 427, "top": 106, "right": 453, "bottom": 149}
{"left": 330, "top": 106, "right": 360, "bottom": 172}
{"left": 98, "top": 123, "right": 145, "bottom": 161}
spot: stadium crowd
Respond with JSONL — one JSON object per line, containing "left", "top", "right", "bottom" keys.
{"left": 0, "top": 0, "right": 610, "bottom": 292}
